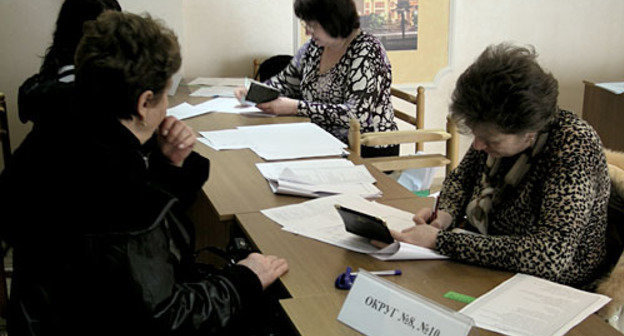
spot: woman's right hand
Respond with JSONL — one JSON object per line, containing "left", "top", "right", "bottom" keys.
{"left": 234, "top": 86, "right": 247, "bottom": 103}
{"left": 413, "top": 208, "right": 452, "bottom": 230}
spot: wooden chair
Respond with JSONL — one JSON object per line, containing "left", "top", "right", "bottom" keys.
{"left": 348, "top": 86, "right": 459, "bottom": 175}
{"left": 0, "top": 93, "right": 11, "bottom": 169}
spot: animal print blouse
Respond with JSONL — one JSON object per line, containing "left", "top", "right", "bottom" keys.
{"left": 265, "top": 31, "right": 397, "bottom": 144}
{"left": 436, "top": 109, "right": 610, "bottom": 288}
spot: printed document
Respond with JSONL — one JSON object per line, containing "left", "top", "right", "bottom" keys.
{"left": 460, "top": 274, "right": 611, "bottom": 336}
{"left": 261, "top": 194, "right": 447, "bottom": 260}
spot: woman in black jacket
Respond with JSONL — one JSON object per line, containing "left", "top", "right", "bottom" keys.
{"left": 1, "top": 11, "right": 288, "bottom": 335}
{"left": 18, "top": 0, "right": 121, "bottom": 129}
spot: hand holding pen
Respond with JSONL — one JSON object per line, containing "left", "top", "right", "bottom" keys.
{"left": 412, "top": 196, "right": 452, "bottom": 230}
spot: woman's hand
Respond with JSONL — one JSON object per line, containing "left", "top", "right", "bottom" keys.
{"left": 413, "top": 208, "right": 452, "bottom": 230}
{"left": 238, "top": 253, "right": 289, "bottom": 289}
{"left": 158, "top": 116, "right": 195, "bottom": 167}
{"left": 390, "top": 225, "right": 440, "bottom": 249}
{"left": 234, "top": 86, "right": 248, "bottom": 103}
{"left": 256, "top": 97, "right": 299, "bottom": 115}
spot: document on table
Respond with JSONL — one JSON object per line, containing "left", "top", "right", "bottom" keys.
{"left": 194, "top": 97, "right": 270, "bottom": 115}
{"left": 198, "top": 129, "right": 250, "bottom": 150}
{"left": 190, "top": 86, "right": 235, "bottom": 98}
{"left": 256, "top": 159, "right": 354, "bottom": 181}
{"left": 167, "top": 102, "right": 212, "bottom": 120}
{"left": 239, "top": 123, "right": 347, "bottom": 160}
{"left": 460, "top": 274, "right": 611, "bottom": 336}
{"left": 260, "top": 194, "right": 447, "bottom": 259}
{"left": 188, "top": 77, "right": 245, "bottom": 87}
{"left": 596, "top": 81, "right": 624, "bottom": 95}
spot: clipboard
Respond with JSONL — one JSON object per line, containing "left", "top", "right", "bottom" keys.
{"left": 335, "top": 205, "right": 394, "bottom": 244}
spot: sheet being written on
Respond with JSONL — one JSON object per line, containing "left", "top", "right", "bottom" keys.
{"left": 260, "top": 194, "right": 446, "bottom": 259}
{"left": 460, "top": 274, "right": 611, "bottom": 336}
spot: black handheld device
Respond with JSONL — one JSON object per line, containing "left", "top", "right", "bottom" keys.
{"left": 245, "top": 80, "right": 280, "bottom": 104}
{"left": 335, "top": 205, "right": 394, "bottom": 244}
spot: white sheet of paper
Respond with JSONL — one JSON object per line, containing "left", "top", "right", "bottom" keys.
{"left": 188, "top": 77, "right": 245, "bottom": 87}
{"left": 167, "top": 102, "right": 212, "bottom": 120}
{"left": 167, "top": 72, "right": 182, "bottom": 96}
{"left": 596, "top": 81, "right": 624, "bottom": 95}
{"left": 190, "top": 86, "right": 235, "bottom": 98}
{"left": 460, "top": 274, "right": 611, "bottom": 336}
{"left": 198, "top": 130, "right": 250, "bottom": 150}
{"left": 269, "top": 180, "right": 382, "bottom": 199}
{"left": 260, "top": 195, "right": 445, "bottom": 259}
{"left": 239, "top": 123, "right": 346, "bottom": 160}
{"left": 279, "top": 165, "right": 376, "bottom": 185}
{"left": 256, "top": 159, "right": 354, "bottom": 181}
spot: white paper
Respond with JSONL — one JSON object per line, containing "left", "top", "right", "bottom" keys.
{"left": 167, "top": 72, "right": 182, "bottom": 96}
{"left": 167, "top": 102, "right": 212, "bottom": 120}
{"left": 198, "top": 130, "right": 250, "bottom": 150}
{"left": 190, "top": 86, "right": 235, "bottom": 98}
{"left": 279, "top": 165, "right": 376, "bottom": 185}
{"left": 260, "top": 195, "right": 447, "bottom": 259}
{"left": 188, "top": 77, "right": 245, "bottom": 87}
{"left": 239, "top": 123, "right": 347, "bottom": 160}
{"left": 256, "top": 159, "right": 354, "bottom": 181}
{"left": 268, "top": 179, "right": 382, "bottom": 199}
{"left": 596, "top": 81, "right": 624, "bottom": 95}
{"left": 460, "top": 274, "right": 611, "bottom": 336}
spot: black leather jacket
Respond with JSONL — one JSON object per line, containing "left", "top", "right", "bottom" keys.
{"left": 1, "top": 116, "right": 262, "bottom": 335}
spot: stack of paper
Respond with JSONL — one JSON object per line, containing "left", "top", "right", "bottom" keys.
{"left": 261, "top": 194, "right": 447, "bottom": 260}
{"left": 198, "top": 123, "right": 348, "bottom": 160}
{"left": 256, "top": 159, "right": 381, "bottom": 198}
{"left": 460, "top": 274, "right": 611, "bottom": 336}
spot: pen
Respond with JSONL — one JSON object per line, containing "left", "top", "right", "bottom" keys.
{"left": 431, "top": 195, "right": 440, "bottom": 222}
{"left": 351, "top": 269, "right": 402, "bottom": 276}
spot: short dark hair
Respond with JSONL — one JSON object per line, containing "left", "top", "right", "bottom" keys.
{"left": 75, "top": 11, "right": 181, "bottom": 120}
{"left": 294, "top": 0, "right": 360, "bottom": 38}
{"left": 40, "top": 0, "right": 121, "bottom": 78}
{"left": 450, "top": 43, "right": 559, "bottom": 134}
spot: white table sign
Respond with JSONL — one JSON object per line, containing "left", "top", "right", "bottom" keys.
{"left": 338, "top": 269, "right": 474, "bottom": 336}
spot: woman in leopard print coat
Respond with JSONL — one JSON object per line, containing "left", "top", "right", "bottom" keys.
{"left": 389, "top": 43, "right": 610, "bottom": 288}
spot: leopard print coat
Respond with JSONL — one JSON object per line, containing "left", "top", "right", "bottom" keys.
{"left": 436, "top": 109, "right": 610, "bottom": 288}
{"left": 265, "top": 31, "right": 398, "bottom": 144}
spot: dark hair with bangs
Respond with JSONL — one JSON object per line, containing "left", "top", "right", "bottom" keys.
{"left": 40, "top": 0, "right": 121, "bottom": 78}
{"left": 74, "top": 11, "right": 181, "bottom": 120}
{"left": 450, "top": 43, "right": 559, "bottom": 134}
{"left": 294, "top": 0, "right": 360, "bottom": 38}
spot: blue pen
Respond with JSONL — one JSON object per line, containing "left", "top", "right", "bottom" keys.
{"left": 351, "top": 270, "right": 402, "bottom": 276}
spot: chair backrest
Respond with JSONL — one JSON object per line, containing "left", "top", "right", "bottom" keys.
{"left": 252, "top": 55, "right": 293, "bottom": 82}
{"left": 348, "top": 86, "right": 459, "bottom": 175}
{"left": 0, "top": 92, "right": 11, "bottom": 168}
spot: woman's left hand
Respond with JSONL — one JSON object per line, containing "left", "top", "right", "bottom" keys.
{"left": 256, "top": 97, "right": 299, "bottom": 115}
{"left": 158, "top": 116, "right": 195, "bottom": 167}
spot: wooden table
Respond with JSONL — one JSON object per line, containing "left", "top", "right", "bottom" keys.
{"left": 173, "top": 84, "right": 416, "bottom": 250}
{"left": 236, "top": 198, "right": 620, "bottom": 335}
{"left": 582, "top": 80, "right": 624, "bottom": 151}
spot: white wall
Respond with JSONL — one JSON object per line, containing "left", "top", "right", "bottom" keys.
{"left": 2, "top": 0, "right": 623, "bottom": 172}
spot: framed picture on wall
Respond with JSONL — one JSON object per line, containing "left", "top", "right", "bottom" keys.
{"left": 295, "top": 0, "right": 453, "bottom": 85}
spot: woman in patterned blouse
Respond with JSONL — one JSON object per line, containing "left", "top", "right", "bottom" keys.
{"left": 385, "top": 43, "right": 610, "bottom": 288}
{"left": 235, "top": 0, "right": 398, "bottom": 157}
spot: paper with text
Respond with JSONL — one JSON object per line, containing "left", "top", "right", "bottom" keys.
{"left": 460, "top": 274, "right": 611, "bottom": 336}
{"left": 261, "top": 194, "right": 447, "bottom": 259}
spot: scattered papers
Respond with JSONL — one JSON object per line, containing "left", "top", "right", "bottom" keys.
{"left": 256, "top": 160, "right": 381, "bottom": 198}
{"left": 596, "top": 82, "right": 624, "bottom": 95}
{"left": 460, "top": 274, "right": 611, "bottom": 336}
{"left": 197, "top": 97, "right": 271, "bottom": 116}
{"left": 261, "top": 194, "right": 447, "bottom": 260}
{"left": 190, "top": 86, "right": 235, "bottom": 98}
{"left": 188, "top": 77, "right": 245, "bottom": 87}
